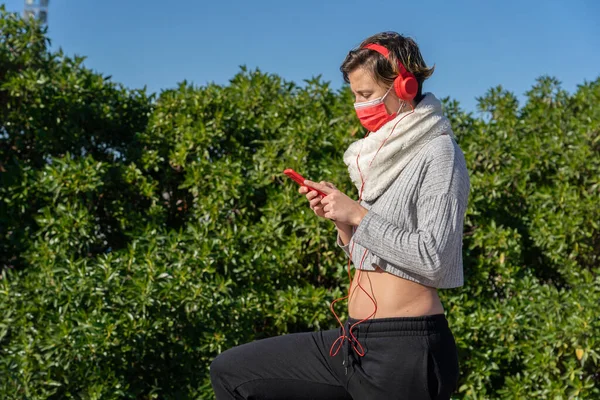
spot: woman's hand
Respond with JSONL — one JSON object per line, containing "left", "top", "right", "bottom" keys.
{"left": 300, "top": 180, "right": 368, "bottom": 226}
{"left": 299, "top": 181, "right": 337, "bottom": 219}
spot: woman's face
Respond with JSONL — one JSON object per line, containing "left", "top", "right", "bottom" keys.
{"left": 348, "top": 67, "right": 401, "bottom": 115}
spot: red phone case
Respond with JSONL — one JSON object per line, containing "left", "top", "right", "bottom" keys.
{"left": 283, "top": 169, "right": 327, "bottom": 197}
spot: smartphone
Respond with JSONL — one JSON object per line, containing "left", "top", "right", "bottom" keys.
{"left": 283, "top": 169, "right": 328, "bottom": 197}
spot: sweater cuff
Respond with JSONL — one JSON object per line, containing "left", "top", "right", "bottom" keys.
{"left": 336, "top": 230, "right": 352, "bottom": 259}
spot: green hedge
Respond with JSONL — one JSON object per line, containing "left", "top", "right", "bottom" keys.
{"left": 1, "top": 7, "right": 599, "bottom": 399}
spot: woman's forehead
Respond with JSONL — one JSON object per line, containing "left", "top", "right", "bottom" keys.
{"left": 349, "top": 68, "right": 380, "bottom": 92}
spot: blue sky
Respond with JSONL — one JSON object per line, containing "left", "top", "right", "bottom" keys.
{"left": 3, "top": 0, "right": 599, "bottom": 112}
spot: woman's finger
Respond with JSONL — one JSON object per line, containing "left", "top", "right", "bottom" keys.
{"left": 306, "top": 190, "right": 321, "bottom": 200}
{"left": 320, "top": 181, "right": 337, "bottom": 190}
{"left": 310, "top": 196, "right": 323, "bottom": 207}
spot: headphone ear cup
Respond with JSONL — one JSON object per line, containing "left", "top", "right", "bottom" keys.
{"left": 394, "top": 74, "right": 418, "bottom": 101}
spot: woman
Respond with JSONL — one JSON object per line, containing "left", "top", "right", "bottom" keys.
{"left": 210, "top": 31, "right": 470, "bottom": 400}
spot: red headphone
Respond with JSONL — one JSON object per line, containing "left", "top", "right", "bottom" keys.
{"left": 363, "top": 43, "right": 418, "bottom": 102}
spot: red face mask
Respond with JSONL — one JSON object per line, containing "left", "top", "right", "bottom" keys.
{"left": 354, "top": 86, "right": 396, "bottom": 132}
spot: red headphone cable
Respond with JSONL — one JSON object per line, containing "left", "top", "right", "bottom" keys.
{"left": 329, "top": 102, "right": 415, "bottom": 359}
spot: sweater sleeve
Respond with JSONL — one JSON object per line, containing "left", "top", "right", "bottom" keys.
{"left": 351, "top": 193, "right": 464, "bottom": 281}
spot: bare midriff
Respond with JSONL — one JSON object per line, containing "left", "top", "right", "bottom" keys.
{"left": 347, "top": 266, "right": 444, "bottom": 320}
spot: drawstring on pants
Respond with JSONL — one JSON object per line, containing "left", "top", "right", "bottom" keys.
{"left": 341, "top": 324, "right": 360, "bottom": 375}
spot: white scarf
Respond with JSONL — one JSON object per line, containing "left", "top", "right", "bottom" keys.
{"left": 343, "top": 93, "right": 453, "bottom": 202}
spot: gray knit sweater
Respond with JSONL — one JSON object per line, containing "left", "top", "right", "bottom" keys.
{"left": 336, "top": 134, "right": 470, "bottom": 288}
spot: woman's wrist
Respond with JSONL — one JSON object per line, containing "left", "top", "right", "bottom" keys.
{"left": 334, "top": 220, "right": 353, "bottom": 247}
{"left": 353, "top": 205, "right": 368, "bottom": 226}
{"left": 333, "top": 220, "right": 351, "bottom": 230}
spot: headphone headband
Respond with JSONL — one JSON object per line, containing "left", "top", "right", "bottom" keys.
{"left": 363, "top": 43, "right": 407, "bottom": 74}
{"left": 363, "top": 43, "right": 390, "bottom": 58}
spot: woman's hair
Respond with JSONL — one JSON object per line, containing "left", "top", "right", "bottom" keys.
{"left": 340, "top": 31, "right": 435, "bottom": 99}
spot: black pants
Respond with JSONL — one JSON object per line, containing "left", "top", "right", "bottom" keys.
{"left": 210, "top": 314, "right": 459, "bottom": 399}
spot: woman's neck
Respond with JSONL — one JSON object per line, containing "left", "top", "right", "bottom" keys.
{"left": 413, "top": 93, "right": 425, "bottom": 107}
